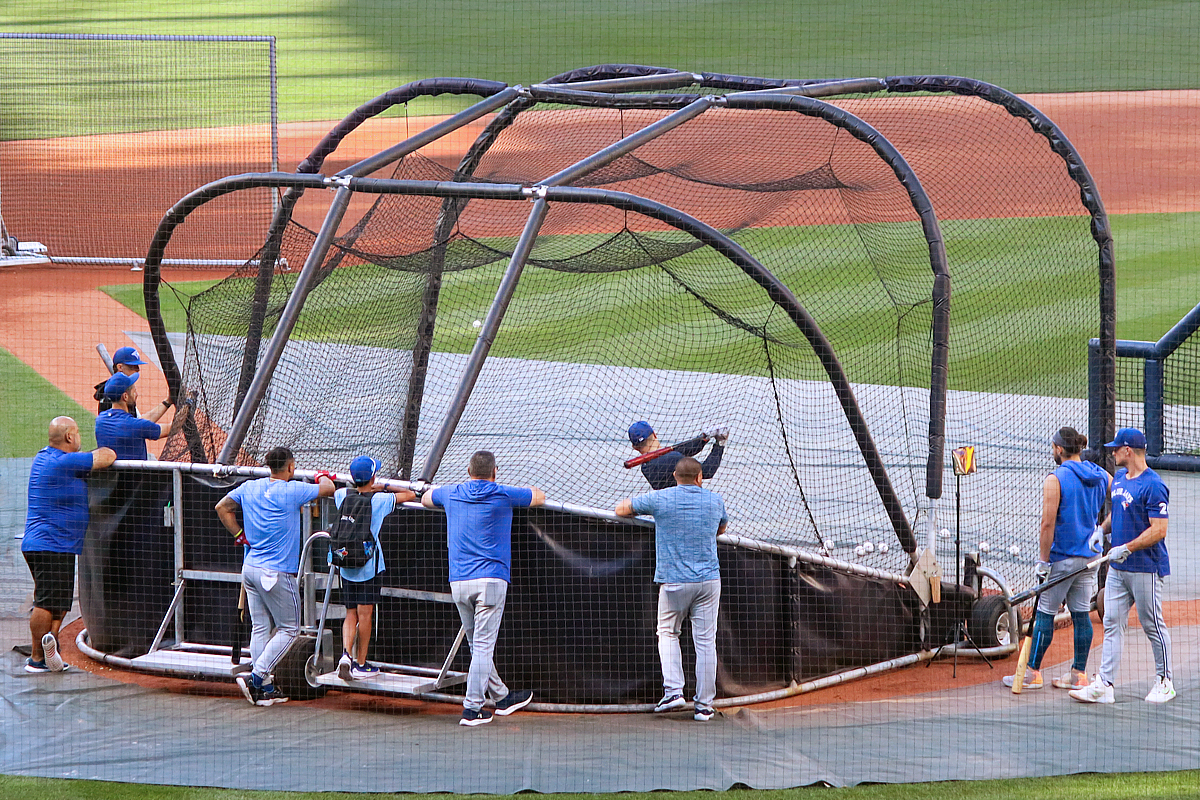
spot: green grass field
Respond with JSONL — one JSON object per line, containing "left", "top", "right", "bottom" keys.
{"left": 2, "top": 771, "right": 1199, "bottom": 800}
{"left": 98, "top": 210, "right": 1200, "bottom": 397}
{"left": 1, "top": 1, "right": 1199, "bottom": 126}
{"left": 0, "top": 346, "right": 96, "bottom": 458}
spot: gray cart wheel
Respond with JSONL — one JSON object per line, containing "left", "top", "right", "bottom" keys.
{"left": 272, "top": 634, "right": 328, "bottom": 700}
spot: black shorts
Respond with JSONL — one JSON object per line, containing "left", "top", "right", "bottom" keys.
{"left": 24, "top": 551, "right": 77, "bottom": 617}
{"left": 341, "top": 574, "right": 382, "bottom": 609}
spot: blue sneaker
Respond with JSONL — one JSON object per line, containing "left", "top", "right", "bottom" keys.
{"left": 495, "top": 689, "right": 533, "bottom": 716}
{"left": 350, "top": 661, "right": 381, "bottom": 679}
{"left": 24, "top": 658, "right": 50, "bottom": 674}
{"left": 460, "top": 707, "right": 493, "bottom": 727}
{"left": 694, "top": 705, "right": 715, "bottom": 722}
{"left": 654, "top": 693, "right": 686, "bottom": 712}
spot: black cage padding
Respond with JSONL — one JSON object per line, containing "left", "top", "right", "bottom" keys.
{"left": 79, "top": 478, "right": 936, "bottom": 704}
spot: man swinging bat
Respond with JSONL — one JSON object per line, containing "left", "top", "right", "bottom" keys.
{"left": 626, "top": 420, "right": 728, "bottom": 490}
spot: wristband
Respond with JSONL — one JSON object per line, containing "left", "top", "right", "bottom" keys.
{"left": 161, "top": 399, "right": 173, "bottom": 407}
{"left": 234, "top": 528, "right": 248, "bottom": 546}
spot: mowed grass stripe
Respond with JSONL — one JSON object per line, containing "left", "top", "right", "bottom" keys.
{"left": 0, "top": 346, "right": 97, "bottom": 457}
{"left": 99, "top": 212, "right": 1200, "bottom": 395}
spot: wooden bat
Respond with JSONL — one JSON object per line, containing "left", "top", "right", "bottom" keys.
{"left": 623, "top": 434, "right": 707, "bottom": 469}
{"left": 1012, "top": 633, "right": 1034, "bottom": 695}
{"left": 232, "top": 582, "right": 247, "bottom": 665}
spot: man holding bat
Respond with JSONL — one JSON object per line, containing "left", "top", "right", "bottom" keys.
{"left": 92, "top": 346, "right": 174, "bottom": 421}
{"left": 1071, "top": 428, "right": 1175, "bottom": 704}
{"left": 1003, "top": 426, "right": 1108, "bottom": 692}
{"left": 626, "top": 420, "right": 728, "bottom": 490}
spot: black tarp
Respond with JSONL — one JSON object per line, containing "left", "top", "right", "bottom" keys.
{"left": 79, "top": 473, "right": 944, "bottom": 702}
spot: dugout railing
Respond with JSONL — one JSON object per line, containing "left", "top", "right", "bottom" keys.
{"left": 1089, "top": 301, "right": 1200, "bottom": 471}
{"left": 75, "top": 460, "right": 1019, "bottom": 711}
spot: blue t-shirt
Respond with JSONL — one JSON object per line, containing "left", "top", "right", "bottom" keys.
{"left": 430, "top": 480, "right": 534, "bottom": 583}
{"left": 23, "top": 447, "right": 96, "bottom": 554}
{"left": 1051, "top": 459, "right": 1110, "bottom": 561}
{"left": 228, "top": 477, "right": 322, "bottom": 574}
{"left": 1110, "top": 467, "right": 1170, "bottom": 576}
{"left": 331, "top": 488, "right": 397, "bottom": 582}
{"left": 95, "top": 408, "right": 160, "bottom": 460}
{"left": 630, "top": 484, "right": 727, "bottom": 584}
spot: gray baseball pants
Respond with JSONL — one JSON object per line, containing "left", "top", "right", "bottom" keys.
{"left": 657, "top": 579, "right": 721, "bottom": 707}
{"left": 451, "top": 578, "right": 511, "bottom": 711}
{"left": 242, "top": 564, "right": 301, "bottom": 681}
{"left": 1099, "top": 569, "right": 1172, "bottom": 684}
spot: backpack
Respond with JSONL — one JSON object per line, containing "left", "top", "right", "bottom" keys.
{"left": 329, "top": 489, "right": 376, "bottom": 570}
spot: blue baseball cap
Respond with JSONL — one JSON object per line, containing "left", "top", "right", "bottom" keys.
{"left": 349, "top": 455, "right": 381, "bottom": 485}
{"left": 102, "top": 371, "right": 139, "bottom": 401}
{"left": 1105, "top": 427, "right": 1147, "bottom": 449}
{"left": 112, "top": 346, "right": 148, "bottom": 366}
{"left": 627, "top": 421, "right": 654, "bottom": 446}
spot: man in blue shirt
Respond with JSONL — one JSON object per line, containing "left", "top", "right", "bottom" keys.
{"left": 422, "top": 450, "right": 544, "bottom": 726}
{"left": 1003, "top": 427, "right": 1109, "bottom": 691}
{"left": 332, "top": 455, "right": 416, "bottom": 681}
{"left": 216, "top": 446, "right": 335, "bottom": 706}
{"left": 1071, "top": 428, "right": 1175, "bottom": 705}
{"left": 22, "top": 416, "right": 116, "bottom": 673}
{"left": 616, "top": 456, "right": 728, "bottom": 722}
{"left": 92, "top": 346, "right": 175, "bottom": 420}
{"left": 627, "top": 421, "right": 727, "bottom": 490}
{"left": 94, "top": 372, "right": 185, "bottom": 460}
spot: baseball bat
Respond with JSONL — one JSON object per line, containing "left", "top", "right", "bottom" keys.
{"left": 1008, "top": 551, "right": 1115, "bottom": 606}
{"left": 623, "top": 434, "right": 707, "bottom": 469}
{"left": 231, "top": 582, "right": 246, "bottom": 665}
{"left": 1011, "top": 575, "right": 1045, "bottom": 695}
{"left": 96, "top": 343, "right": 115, "bottom": 375}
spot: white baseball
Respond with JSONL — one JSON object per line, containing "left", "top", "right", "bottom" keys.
{"left": 878, "top": 542, "right": 889, "bottom": 553}
{"left": 939, "top": 528, "right": 952, "bottom": 539}
{"left": 862, "top": 541, "right": 875, "bottom": 553}
{"left": 978, "top": 541, "right": 990, "bottom": 552}
{"left": 1009, "top": 544, "right": 1021, "bottom": 556}
{"left": 854, "top": 545, "right": 866, "bottom": 557}
{"left": 472, "top": 319, "right": 483, "bottom": 328}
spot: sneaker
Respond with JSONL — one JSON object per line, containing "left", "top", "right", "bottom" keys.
{"left": 694, "top": 705, "right": 715, "bottom": 722}
{"left": 1070, "top": 675, "right": 1115, "bottom": 704}
{"left": 235, "top": 673, "right": 262, "bottom": 706}
{"left": 494, "top": 689, "right": 533, "bottom": 716}
{"left": 460, "top": 707, "right": 493, "bottom": 727}
{"left": 654, "top": 693, "right": 687, "bottom": 713}
{"left": 1001, "top": 669, "right": 1043, "bottom": 690}
{"left": 24, "top": 658, "right": 49, "bottom": 674}
{"left": 42, "top": 633, "right": 65, "bottom": 672}
{"left": 350, "top": 661, "right": 381, "bottom": 679}
{"left": 337, "top": 651, "right": 353, "bottom": 681}
{"left": 256, "top": 687, "right": 289, "bottom": 706}
{"left": 1145, "top": 676, "right": 1176, "bottom": 704}
{"left": 1052, "top": 669, "right": 1090, "bottom": 690}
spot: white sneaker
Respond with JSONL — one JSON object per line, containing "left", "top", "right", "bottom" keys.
{"left": 1001, "top": 669, "right": 1043, "bottom": 690}
{"left": 1144, "top": 676, "right": 1176, "bottom": 704}
{"left": 1069, "top": 675, "right": 1115, "bottom": 704}
{"left": 337, "top": 651, "right": 353, "bottom": 681}
{"left": 42, "top": 633, "right": 65, "bottom": 672}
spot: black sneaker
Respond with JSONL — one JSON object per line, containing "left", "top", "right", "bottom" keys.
{"left": 256, "top": 687, "right": 289, "bottom": 706}
{"left": 654, "top": 693, "right": 686, "bottom": 713}
{"left": 460, "top": 707, "right": 494, "bottom": 727}
{"left": 235, "top": 674, "right": 262, "bottom": 706}
{"left": 495, "top": 689, "right": 533, "bottom": 716}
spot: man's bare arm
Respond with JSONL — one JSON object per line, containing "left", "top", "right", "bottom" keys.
{"left": 90, "top": 447, "right": 117, "bottom": 470}
{"left": 215, "top": 495, "right": 242, "bottom": 537}
{"left": 615, "top": 498, "right": 635, "bottom": 517}
{"left": 1125, "top": 517, "right": 1168, "bottom": 553}
{"left": 1039, "top": 473, "right": 1060, "bottom": 562}
{"left": 529, "top": 487, "right": 545, "bottom": 507}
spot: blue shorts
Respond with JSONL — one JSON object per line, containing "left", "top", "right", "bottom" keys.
{"left": 341, "top": 574, "right": 382, "bottom": 609}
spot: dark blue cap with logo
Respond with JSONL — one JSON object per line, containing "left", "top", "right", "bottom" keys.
{"left": 1105, "top": 427, "right": 1147, "bottom": 449}
{"left": 627, "top": 421, "right": 654, "bottom": 446}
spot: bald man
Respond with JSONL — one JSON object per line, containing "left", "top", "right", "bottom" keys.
{"left": 22, "top": 417, "right": 116, "bottom": 673}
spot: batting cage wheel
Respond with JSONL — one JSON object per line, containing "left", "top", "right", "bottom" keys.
{"left": 968, "top": 595, "right": 1012, "bottom": 650}
{"left": 272, "top": 634, "right": 329, "bottom": 700}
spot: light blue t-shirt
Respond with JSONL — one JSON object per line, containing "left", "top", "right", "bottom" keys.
{"left": 95, "top": 408, "right": 160, "bottom": 461}
{"left": 429, "top": 480, "right": 534, "bottom": 583}
{"left": 331, "top": 487, "right": 397, "bottom": 582}
{"left": 630, "top": 484, "right": 727, "bottom": 584}
{"left": 1110, "top": 467, "right": 1170, "bottom": 577}
{"left": 23, "top": 447, "right": 96, "bottom": 554}
{"left": 228, "top": 477, "right": 322, "bottom": 574}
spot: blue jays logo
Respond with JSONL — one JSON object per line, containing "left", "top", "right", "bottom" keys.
{"left": 1112, "top": 486, "right": 1133, "bottom": 510}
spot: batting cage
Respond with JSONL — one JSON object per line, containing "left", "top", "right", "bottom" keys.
{"left": 64, "top": 66, "right": 1120, "bottom": 714}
